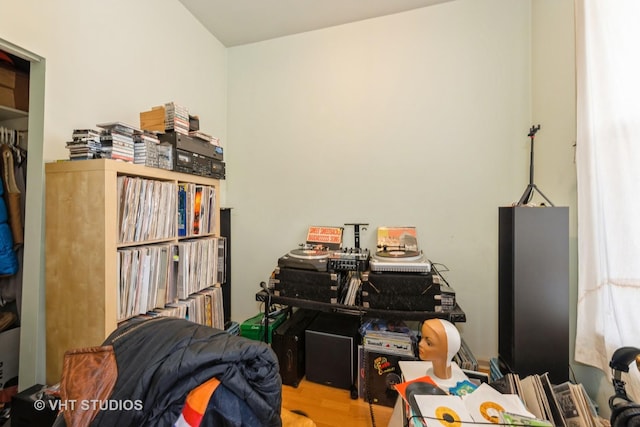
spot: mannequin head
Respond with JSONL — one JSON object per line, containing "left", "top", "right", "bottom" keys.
{"left": 418, "top": 319, "right": 461, "bottom": 379}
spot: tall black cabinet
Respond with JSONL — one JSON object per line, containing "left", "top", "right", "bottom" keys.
{"left": 498, "top": 206, "right": 569, "bottom": 384}
{"left": 220, "top": 208, "right": 232, "bottom": 323}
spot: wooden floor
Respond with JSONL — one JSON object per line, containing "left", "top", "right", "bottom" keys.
{"left": 281, "top": 379, "right": 395, "bottom": 427}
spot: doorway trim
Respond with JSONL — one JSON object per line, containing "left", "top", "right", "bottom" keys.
{"left": 0, "top": 37, "right": 47, "bottom": 389}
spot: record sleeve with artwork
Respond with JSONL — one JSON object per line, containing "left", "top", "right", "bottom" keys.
{"left": 376, "top": 226, "right": 419, "bottom": 254}
{"left": 305, "top": 226, "right": 343, "bottom": 250}
{"left": 364, "top": 350, "right": 418, "bottom": 407}
{"left": 370, "top": 226, "right": 430, "bottom": 273}
{"left": 277, "top": 226, "right": 344, "bottom": 272}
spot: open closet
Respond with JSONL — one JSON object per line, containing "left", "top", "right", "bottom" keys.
{"left": 0, "top": 48, "right": 29, "bottom": 409}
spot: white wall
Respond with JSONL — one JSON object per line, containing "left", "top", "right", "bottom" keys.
{"left": 0, "top": 0, "right": 228, "bottom": 164}
{"left": 0, "top": 0, "right": 227, "bottom": 386}
{"left": 226, "top": 0, "right": 534, "bottom": 362}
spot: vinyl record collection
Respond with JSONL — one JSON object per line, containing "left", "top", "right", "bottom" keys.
{"left": 489, "top": 370, "right": 602, "bottom": 427}
{"left": 118, "top": 176, "right": 178, "bottom": 243}
{"left": 117, "top": 236, "right": 224, "bottom": 326}
{"left": 454, "top": 337, "right": 479, "bottom": 371}
{"left": 178, "top": 183, "right": 216, "bottom": 237}
{"left": 115, "top": 172, "right": 223, "bottom": 328}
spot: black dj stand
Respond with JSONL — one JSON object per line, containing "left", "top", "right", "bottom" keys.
{"left": 255, "top": 290, "right": 466, "bottom": 343}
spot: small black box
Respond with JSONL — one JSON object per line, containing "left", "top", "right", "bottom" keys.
{"left": 305, "top": 312, "right": 360, "bottom": 390}
{"left": 274, "top": 267, "right": 341, "bottom": 303}
{"left": 189, "top": 115, "right": 199, "bottom": 131}
{"left": 10, "top": 384, "right": 58, "bottom": 427}
{"left": 362, "top": 272, "right": 441, "bottom": 311}
{"left": 272, "top": 309, "right": 319, "bottom": 387}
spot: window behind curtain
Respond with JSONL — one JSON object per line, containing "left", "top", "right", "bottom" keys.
{"left": 575, "top": 0, "right": 640, "bottom": 400}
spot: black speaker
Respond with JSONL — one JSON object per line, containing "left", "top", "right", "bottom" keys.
{"left": 220, "top": 208, "right": 231, "bottom": 323}
{"left": 272, "top": 309, "right": 319, "bottom": 388}
{"left": 609, "top": 347, "right": 640, "bottom": 427}
{"left": 305, "top": 312, "right": 360, "bottom": 390}
{"left": 498, "top": 206, "right": 569, "bottom": 384}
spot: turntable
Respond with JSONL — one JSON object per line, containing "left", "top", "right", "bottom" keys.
{"left": 277, "top": 226, "right": 344, "bottom": 272}
{"left": 369, "top": 226, "right": 431, "bottom": 273}
{"left": 278, "top": 243, "right": 331, "bottom": 272}
{"left": 369, "top": 246, "right": 431, "bottom": 273}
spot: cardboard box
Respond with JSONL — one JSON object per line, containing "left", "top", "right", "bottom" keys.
{"left": 0, "top": 66, "right": 29, "bottom": 112}
{"left": 140, "top": 106, "right": 166, "bottom": 132}
{"left": 0, "top": 327, "right": 20, "bottom": 403}
{"left": 0, "top": 64, "right": 16, "bottom": 89}
{"left": 0, "top": 86, "right": 13, "bottom": 108}
{"left": 14, "top": 70, "right": 29, "bottom": 111}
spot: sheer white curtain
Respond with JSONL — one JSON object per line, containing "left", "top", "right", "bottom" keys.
{"left": 575, "top": 0, "right": 640, "bottom": 399}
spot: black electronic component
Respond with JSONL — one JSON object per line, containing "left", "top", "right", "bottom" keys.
{"left": 327, "top": 248, "right": 369, "bottom": 272}
{"left": 361, "top": 271, "right": 443, "bottom": 312}
{"left": 272, "top": 309, "right": 319, "bottom": 387}
{"left": 273, "top": 267, "right": 340, "bottom": 303}
{"left": 159, "top": 131, "right": 226, "bottom": 179}
{"left": 305, "top": 312, "right": 360, "bottom": 390}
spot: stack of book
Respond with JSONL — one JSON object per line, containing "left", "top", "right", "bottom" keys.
{"left": 66, "top": 129, "right": 102, "bottom": 160}
{"left": 133, "top": 131, "right": 160, "bottom": 167}
{"left": 157, "top": 143, "right": 173, "bottom": 170}
{"left": 164, "top": 102, "right": 189, "bottom": 135}
{"left": 98, "top": 122, "right": 138, "bottom": 163}
{"left": 188, "top": 129, "right": 216, "bottom": 144}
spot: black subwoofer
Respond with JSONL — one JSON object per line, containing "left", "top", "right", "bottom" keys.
{"left": 305, "top": 312, "right": 360, "bottom": 390}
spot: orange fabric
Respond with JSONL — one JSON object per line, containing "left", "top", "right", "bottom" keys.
{"left": 178, "top": 377, "right": 221, "bottom": 426}
{"left": 185, "top": 377, "right": 220, "bottom": 414}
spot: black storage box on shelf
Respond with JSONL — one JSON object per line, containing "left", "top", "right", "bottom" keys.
{"left": 157, "top": 131, "right": 225, "bottom": 179}
{"left": 10, "top": 384, "right": 58, "bottom": 427}
{"left": 273, "top": 267, "right": 341, "bottom": 304}
{"left": 272, "top": 308, "right": 320, "bottom": 387}
{"left": 361, "top": 272, "right": 442, "bottom": 311}
{"left": 364, "top": 350, "right": 418, "bottom": 407}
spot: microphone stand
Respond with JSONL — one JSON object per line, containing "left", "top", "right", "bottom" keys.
{"left": 260, "top": 281, "right": 271, "bottom": 343}
{"left": 517, "top": 124, "right": 555, "bottom": 206}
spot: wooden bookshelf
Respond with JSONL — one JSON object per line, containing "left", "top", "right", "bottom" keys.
{"left": 45, "top": 159, "right": 220, "bottom": 384}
